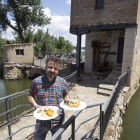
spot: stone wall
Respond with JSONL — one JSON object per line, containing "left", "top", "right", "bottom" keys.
{"left": 70, "top": 0, "right": 138, "bottom": 27}
{"left": 3, "top": 43, "right": 34, "bottom": 64}
{"left": 103, "top": 86, "right": 139, "bottom": 140}
{"left": 3, "top": 62, "right": 32, "bottom": 79}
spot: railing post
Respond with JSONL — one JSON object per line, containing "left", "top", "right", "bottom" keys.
{"left": 72, "top": 119, "right": 75, "bottom": 140}
{"left": 6, "top": 99, "right": 12, "bottom": 140}
{"left": 100, "top": 105, "right": 103, "bottom": 140}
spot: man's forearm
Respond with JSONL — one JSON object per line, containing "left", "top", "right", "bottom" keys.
{"left": 28, "top": 95, "right": 38, "bottom": 108}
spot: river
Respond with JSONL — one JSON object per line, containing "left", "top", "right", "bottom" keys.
{"left": 0, "top": 68, "right": 32, "bottom": 98}
{"left": 119, "top": 87, "right": 140, "bottom": 140}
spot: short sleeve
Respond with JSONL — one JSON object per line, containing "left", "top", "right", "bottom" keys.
{"left": 29, "top": 80, "right": 37, "bottom": 96}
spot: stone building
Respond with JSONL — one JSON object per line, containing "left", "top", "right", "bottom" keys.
{"left": 3, "top": 43, "right": 34, "bottom": 64}
{"left": 70, "top": 0, "right": 140, "bottom": 90}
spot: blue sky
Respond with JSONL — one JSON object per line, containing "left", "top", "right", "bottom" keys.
{"left": 2, "top": 0, "right": 85, "bottom": 47}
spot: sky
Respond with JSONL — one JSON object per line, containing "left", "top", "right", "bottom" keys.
{"left": 1, "top": 0, "right": 85, "bottom": 47}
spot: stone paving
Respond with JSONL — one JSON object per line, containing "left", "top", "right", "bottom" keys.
{"left": 0, "top": 73, "right": 110, "bottom": 140}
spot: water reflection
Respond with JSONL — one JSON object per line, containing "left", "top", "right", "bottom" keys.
{"left": 0, "top": 78, "right": 32, "bottom": 98}
{"left": 120, "top": 87, "right": 140, "bottom": 140}
{"left": 0, "top": 79, "right": 6, "bottom": 98}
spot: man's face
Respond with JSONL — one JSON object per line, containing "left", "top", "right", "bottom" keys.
{"left": 45, "top": 61, "right": 59, "bottom": 80}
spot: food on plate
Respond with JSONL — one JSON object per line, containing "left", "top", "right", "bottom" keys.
{"left": 46, "top": 108, "right": 55, "bottom": 117}
{"left": 37, "top": 109, "right": 42, "bottom": 113}
{"left": 75, "top": 101, "right": 80, "bottom": 106}
{"left": 37, "top": 106, "right": 55, "bottom": 118}
{"left": 64, "top": 100, "right": 81, "bottom": 108}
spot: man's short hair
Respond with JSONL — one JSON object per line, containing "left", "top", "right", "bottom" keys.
{"left": 46, "top": 57, "right": 61, "bottom": 65}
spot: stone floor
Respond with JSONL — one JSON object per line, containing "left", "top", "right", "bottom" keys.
{"left": 0, "top": 73, "right": 110, "bottom": 140}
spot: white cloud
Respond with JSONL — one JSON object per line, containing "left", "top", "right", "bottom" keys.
{"left": 67, "top": 0, "right": 71, "bottom": 5}
{"left": 42, "top": 8, "right": 51, "bottom": 17}
{"left": 1, "top": 7, "right": 85, "bottom": 47}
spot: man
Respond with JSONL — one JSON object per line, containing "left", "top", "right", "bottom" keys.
{"left": 28, "top": 57, "right": 70, "bottom": 140}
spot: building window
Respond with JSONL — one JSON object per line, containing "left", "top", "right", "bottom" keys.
{"left": 95, "top": 0, "right": 104, "bottom": 9}
{"left": 16, "top": 49, "right": 24, "bottom": 55}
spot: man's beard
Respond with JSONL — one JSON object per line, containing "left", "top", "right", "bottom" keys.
{"left": 46, "top": 72, "right": 56, "bottom": 78}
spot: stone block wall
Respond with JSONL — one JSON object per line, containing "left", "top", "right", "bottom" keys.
{"left": 71, "top": 0, "right": 138, "bottom": 27}
{"left": 103, "top": 86, "right": 138, "bottom": 140}
{"left": 4, "top": 62, "right": 31, "bottom": 79}
{"left": 3, "top": 43, "right": 34, "bottom": 64}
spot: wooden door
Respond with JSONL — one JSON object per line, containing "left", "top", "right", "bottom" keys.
{"left": 117, "top": 37, "right": 124, "bottom": 63}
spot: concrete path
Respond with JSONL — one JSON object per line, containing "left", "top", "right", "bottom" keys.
{"left": 0, "top": 73, "right": 109, "bottom": 140}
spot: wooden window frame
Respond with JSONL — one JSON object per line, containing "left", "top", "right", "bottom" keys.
{"left": 16, "top": 49, "right": 24, "bottom": 55}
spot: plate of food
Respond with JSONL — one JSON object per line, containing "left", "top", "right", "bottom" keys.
{"left": 60, "top": 100, "right": 87, "bottom": 110}
{"left": 33, "top": 106, "right": 61, "bottom": 120}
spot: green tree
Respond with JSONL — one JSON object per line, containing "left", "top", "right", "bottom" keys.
{"left": 65, "top": 40, "right": 73, "bottom": 53}
{"left": 0, "top": 36, "right": 7, "bottom": 58}
{"left": 0, "top": 0, "right": 51, "bottom": 42}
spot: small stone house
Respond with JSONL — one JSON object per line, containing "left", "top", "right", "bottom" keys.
{"left": 70, "top": 0, "right": 140, "bottom": 90}
{"left": 3, "top": 43, "right": 34, "bottom": 64}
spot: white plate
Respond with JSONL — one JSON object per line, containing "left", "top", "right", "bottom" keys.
{"left": 33, "top": 106, "right": 61, "bottom": 120}
{"left": 60, "top": 100, "right": 87, "bottom": 110}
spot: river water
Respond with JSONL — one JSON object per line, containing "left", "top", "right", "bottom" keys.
{"left": 0, "top": 68, "right": 32, "bottom": 98}
{"left": 119, "top": 87, "right": 140, "bottom": 140}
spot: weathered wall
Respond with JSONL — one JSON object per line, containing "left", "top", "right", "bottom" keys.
{"left": 129, "top": 0, "right": 140, "bottom": 91}
{"left": 84, "top": 30, "right": 123, "bottom": 73}
{"left": 103, "top": 85, "right": 139, "bottom": 140}
{"left": 3, "top": 43, "right": 34, "bottom": 64}
{"left": 3, "top": 62, "right": 32, "bottom": 79}
{"left": 71, "top": 0, "right": 138, "bottom": 27}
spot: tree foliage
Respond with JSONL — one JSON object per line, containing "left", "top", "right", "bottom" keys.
{"left": 0, "top": 0, "right": 51, "bottom": 41}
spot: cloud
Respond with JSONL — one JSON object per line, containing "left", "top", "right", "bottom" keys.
{"left": 67, "top": 0, "right": 71, "bottom": 5}
{"left": 2, "top": 7, "right": 85, "bottom": 47}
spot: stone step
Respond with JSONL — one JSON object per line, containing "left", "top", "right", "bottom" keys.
{"left": 99, "top": 84, "right": 115, "bottom": 91}
{"left": 114, "top": 63, "right": 122, "bottom": 67}
{"left": 97, "top": 88, "right": 112, "bottom": 96}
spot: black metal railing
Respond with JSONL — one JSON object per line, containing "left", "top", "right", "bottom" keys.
{"left": 0, "top": 71, "right": 128, "bottom": 140}
{"left": 100, "top": 72, "right": 128, "bottom": 139}
{"left": 0, "top": 70, "right": 77, "bottom": 140}
{"left": 50, "top": 103, "right": 104, "bottom": 140}
{"left": 50, "top": 72, "right": 128, "bottom": 140}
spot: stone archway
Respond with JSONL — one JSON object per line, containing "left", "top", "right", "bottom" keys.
{"left": 31, "top": 73, "right": 41, "bottom": 79}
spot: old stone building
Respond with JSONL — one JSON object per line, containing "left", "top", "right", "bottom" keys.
{"left": 3, "top": 43, "right": 34, "bottom": 64}
{"left": 70, "top": 0, "right": 140, "bottom": 90}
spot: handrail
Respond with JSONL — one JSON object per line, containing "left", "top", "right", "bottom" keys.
{"left": 50, "top": 103, "right": 104, "bottom": 140}
{"left": 0, "top": 71, "right": 128, "bottom": 140}
{"left": 101, "top": 71, "right": 128, "bottom": 139}
{"left": 0, "top": 70, "right": 78, "bottom": 140}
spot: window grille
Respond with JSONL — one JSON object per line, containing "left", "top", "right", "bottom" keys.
{"left": 16, "top": 49, "right": 24, "bottom": 55}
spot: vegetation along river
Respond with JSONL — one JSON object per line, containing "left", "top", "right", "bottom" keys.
{"left": 120, "top": 87, "right": 140, "bottom": 140}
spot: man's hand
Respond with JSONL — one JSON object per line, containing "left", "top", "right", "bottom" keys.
{"left": 34, "top": 104, "right": 43, "bottom": 109}
{"left": 64, "top": 95, "right": 71, "bottom": 101}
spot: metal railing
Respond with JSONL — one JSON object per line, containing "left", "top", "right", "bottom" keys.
{"left": 50, "top": 72, "right": 128, "bottom": 140}
{"left": 0, "top": 71, "right": 128, "bottom": 140}
{"left": 100, "top": 72, "right": 128, "bottom": 139}
{"left": 50, "top": 103, "right": 104, "bottom": 140}
{"left": 0, "top": 70, "right": 77, "bottom": 140}
{"left": 33, "top": 57, "right": 75, "bottom": 69}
